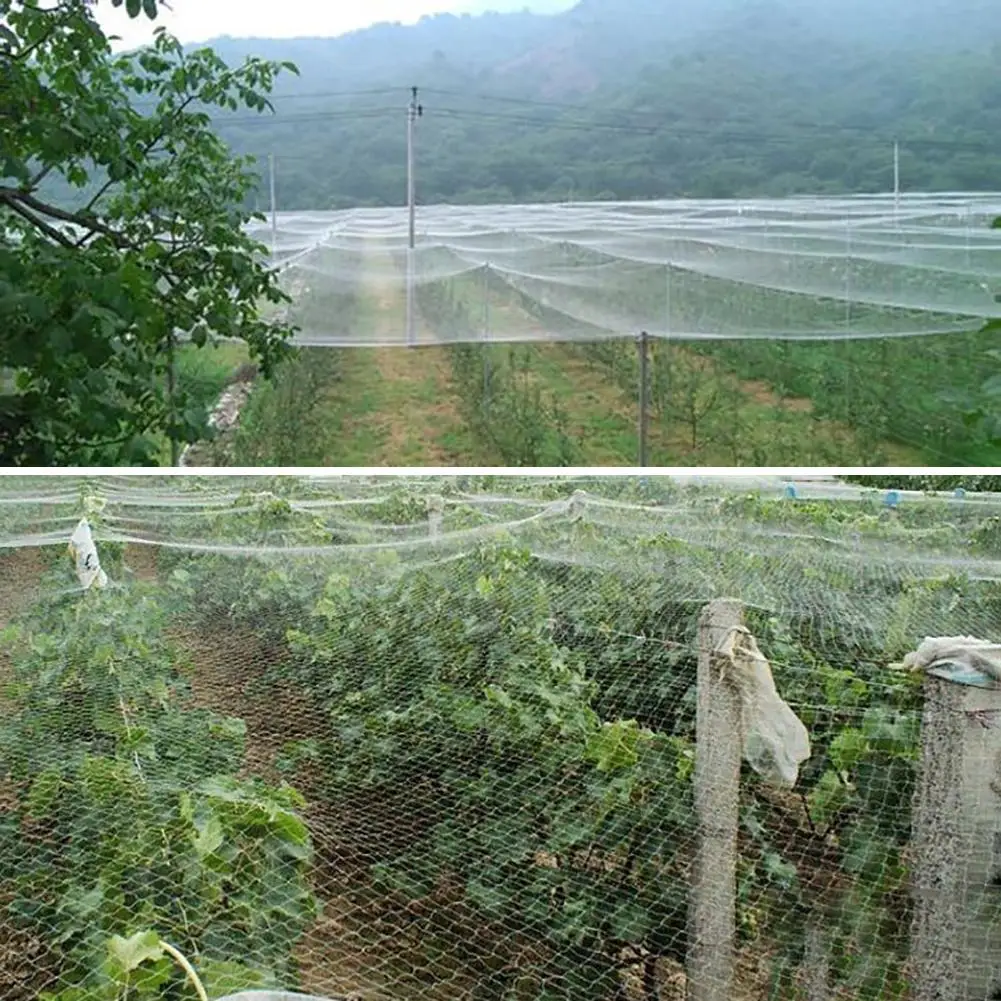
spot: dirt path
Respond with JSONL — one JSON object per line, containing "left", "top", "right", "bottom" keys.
{"left": 0, "top": 546, "right": 47, "bottom": 628}
{"left": 323, "top": 345, "right": 486, "bottom": 466}
{"left": 317, "top": 245, "right": 497, "bottom": 466}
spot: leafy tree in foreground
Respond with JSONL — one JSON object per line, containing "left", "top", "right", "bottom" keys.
{"left": 0, "top": 0, "right": 298, "bottom": 464}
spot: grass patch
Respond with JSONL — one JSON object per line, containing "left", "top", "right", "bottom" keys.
{"left": 310, "top": 347, "right": 487, "bottom": 466}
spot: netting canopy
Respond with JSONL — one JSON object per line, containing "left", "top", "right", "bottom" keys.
{"left": 247, "top": 195, "right": 1001, "bottom": 347}
{"left": 4, "top": 474, "right": 1001, "bottom": 1001}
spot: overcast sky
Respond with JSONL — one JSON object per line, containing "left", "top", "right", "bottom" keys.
{"left": 98, "top": 0, "right": 532, "bottom": 50}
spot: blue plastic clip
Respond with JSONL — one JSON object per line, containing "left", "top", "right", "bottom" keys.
{"left": 784, "top": 484, "right": 797, "bottom": 500}
{"left": 954, "top": 487, "right": 966, "bottom": 499}
{"left": 927, "top": 662, "right": 997, "bottom": 689}
{"left": 884, "top": 490, "right": 900, "bottom": 509}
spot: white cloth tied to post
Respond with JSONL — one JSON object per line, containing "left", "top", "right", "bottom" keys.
{"left": 900, "top": 636, "right": 1001, "bottom": 688}
{"left": 716, "top": 625, "right": 811, "bottom": 788}
{"left": 68, "top": 518, "right": 108, "bottom": 590}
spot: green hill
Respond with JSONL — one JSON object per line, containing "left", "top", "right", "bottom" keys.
{"left": 39, "top": 1, "right": 1001, "bottom": 212}
{"left": 199, "top": 0, "right": 1001, "bottom": 209}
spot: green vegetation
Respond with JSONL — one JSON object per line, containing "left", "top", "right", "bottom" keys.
{"left": 1, "top": 0, "right": 295, "bottom": 464}
{"left": 140, "top": 481, "right": 971, "bottom": 1000}
{"left": 419, "top": 281, "right": 581, "bottom": 465}
{"left": 8, "top": 478, "right": 1001, "bottom": 997}
{"left": 0, "top": 567, "right": 317, "bottom": 1000}
{"left": 231, "top": 348, "right": 342, "bottom": 465}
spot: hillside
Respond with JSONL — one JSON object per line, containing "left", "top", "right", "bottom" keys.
{"left": 202, "top": 0, "right": 1001, "bottom": 210}
{"left": 37, "top": 0, "right": 1001, "bottom": 213}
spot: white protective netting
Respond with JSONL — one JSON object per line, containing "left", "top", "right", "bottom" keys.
{"left": 5, "top": 474, "right": 1001, "bottom": 1001}
{"left": 246, "top": 195, "right": 1001, "bottom": 347}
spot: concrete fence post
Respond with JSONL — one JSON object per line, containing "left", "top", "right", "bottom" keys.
{"left": 687, "top": 598, "right": 744, "bottom": 1001}
{"left": 909, "top": 672, "right": 1001, "bottom": 1001}
{"left": 909, "top": 676, "right": 966, "bottom": 1001}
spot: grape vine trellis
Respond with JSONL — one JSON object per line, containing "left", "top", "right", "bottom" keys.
{"left": 2, "top": 476, "right": 1000, "bottom": 1000}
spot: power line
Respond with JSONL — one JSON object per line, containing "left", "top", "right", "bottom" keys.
{"left": 422, "top": 87, "right": 596, "bottom": 113}
{"left": 217, "top": 108, "right": 401, "bottom": 127}
{"left": 130, "top": 86, "right": 404, "bottom": 110}
{"left": 262, "top": 87, "right": 405, "bottom": 102}
{"left": 432, "top": 106, "right": 999, "bottom": 153}
{"left": 125, "top": 81, "right": 999, "bottom": 153}
{"left": 201, "top": 97, "right": 999, "bottom": 154}
{"left": 422, "top": 86, "right": 1001, "bottom": 145}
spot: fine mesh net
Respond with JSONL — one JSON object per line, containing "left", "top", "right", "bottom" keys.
{"left": 4, "top": 474, "right": 1001, "bottom": 1001}
{"left": 232, "top": 196, "right": 1001, "bottom": 467}
{"left": 249, "top": 196, "right": 1001, "bottom": 347}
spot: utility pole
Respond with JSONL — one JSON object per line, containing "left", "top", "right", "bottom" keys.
{"left": 268, "top": 152, "right": 278, "bottom": 258}
{"left": 406, "top": 86, "right": 422, "bottom": 347}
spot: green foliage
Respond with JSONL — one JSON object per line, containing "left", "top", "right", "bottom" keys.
{"left": 450, "top": 341, "right": 581, "bottom": 465}
{"left": 232, "top": 348, "right": 342, "bottom": 465}
{"left": 17, "top": 483, "right": 998, "bottom": 999}
{"left": 283, "top": 544, "right": 696, "bottom": 1001}
{"left": 0, "top": 584, "right": 317, "bottom": 997}
{"left": 155, "top": 488, "right": 336, "bottom": 642}
{"left": 419, "top": 278, "right": 579, "bottom": 464}
{"left": 0, "top": 0, "right": 298, "bottom": 464}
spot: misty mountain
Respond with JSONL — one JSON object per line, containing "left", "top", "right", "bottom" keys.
{"left": 156, "top": 0, "right": 1001, "bottom": 208}
{"left": 205, "top": 0, "right": 999, "bottom": 208}
{"left": 207, "top": 0, "right": 1001, "bottom": 103}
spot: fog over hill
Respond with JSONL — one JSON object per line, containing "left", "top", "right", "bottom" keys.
{"left": 55, "top": 0, "right": 1001, "bottom": 210}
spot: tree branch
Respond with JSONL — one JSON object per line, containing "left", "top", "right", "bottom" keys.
{"left": 0, "top": 191, "right": 76, "bottom": 249}
{"left": 27, "top": 162, "right": 58, "bottom": 191}
{"left": 0, "top": 186, "right": 130, "bottom": 248}
{"left": 11, "top": 5, "right": 79, "bottom": 64}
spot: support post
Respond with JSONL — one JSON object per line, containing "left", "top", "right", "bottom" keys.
{"left": 427, "top": 495, "right": 443, "bottom": 539}
{"left": 802, "top": 921, "right": 831, "bottom": 1001}
{"left": 687, "top": 598, "right": 744, "bottom": 1001}
{"left": 637, "top": 330, "right": 649, "bottom": 467}
{"left": 844, "top": 225, "right": 853, "bottom": 331}
{"left": 406, "top": 86, "right": 421, "bottom": 348}
{"left": 268, "top": 152, "right": 277, "bottom": 259}
{"left": 908, "top": 676, "right": 967, "bottom": 1001}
